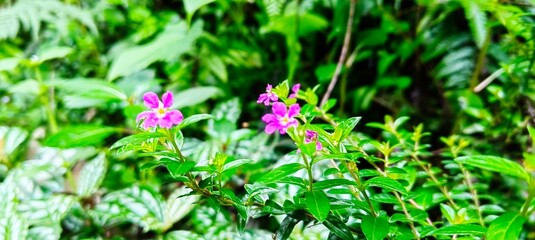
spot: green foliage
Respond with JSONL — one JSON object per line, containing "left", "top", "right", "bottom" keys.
{"left": 1, "top": 0, "right": 535, "bottom": 239}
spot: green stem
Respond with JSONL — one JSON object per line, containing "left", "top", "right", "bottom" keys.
{"left": 301, "top": 152, "right": 314, "bottom": 191}
{"left": 470, "top": 30, "right": 491, "bottom": 90}
{"left": 34, "top": 67, "right": 58, "bottom": 134}
{"left": 459, "top": 163, "right": 485, "bottom": 226}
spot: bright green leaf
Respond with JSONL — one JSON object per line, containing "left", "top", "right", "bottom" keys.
{"left": 425, "top": 224, "right": 486, "bottom": 237}
{"left": 257, "top": 163, "right": 305, "bottom": 184}
{"left": 173, "top": 87, "right": 222, "bottom": 108}
{"left": 455, "top": 155, "right": 530, "bottom": 181}
{"left": 44, "top": 125, "right": 117, "bottom": 148}
{"left": 364, "top": 177, "right": 408, "bottom": 194}
{"left": 361, "top": 215, "right": 389, "bottom": 240}
{"left": 313, "top": 179, "right": 358, "bottom": 191}
{"left": 486, "top": 212, "right": 526, "bottom": 240}
{"left": 177, "top": 114, "right": 213, "bottom": 130}
{"left": 110, "top": 132, "right": 166, "bottom": 150}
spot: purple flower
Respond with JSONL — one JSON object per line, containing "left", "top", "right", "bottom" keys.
{"left": 257, "top": 84, "right": 278, "bottom": 105}
{"left": 289, "top": 84, "right": 300, "bottom": 98}
{"left": 262, "top": 102, "right": 300, "bottom": 134}
{"left": 305, "top": 130, "right": 322, "bottom": 151}
{"left": 136, "top": 91, "right": 184, "bottom": 129}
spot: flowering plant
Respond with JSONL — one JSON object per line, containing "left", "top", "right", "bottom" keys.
{"left": 106, "top": 81, "right": 535, "bottom": 240}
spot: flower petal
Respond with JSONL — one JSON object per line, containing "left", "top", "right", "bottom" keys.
{"left": 143, "top": 92, "right": 160, "bottom": 109}
{"left": 167, "top": 110, "right": 184, "bottom": 125}
{"left": 265, "top": 123, "right": 278, "bottom": 134}
{"left": 272, "top": 102, "right": 287, "bottom": 117}
{"left": 316, "top": 141, "right": 323, "bottom": 151}
{"left": 137, "top": 111, "right": 158, "bottom": 129}
{"left": 288, "top": 104, "right": 301, "bottom": 117}
{"left": 162, "top": 91, "right": 174, "bottom": 108}
{"left": 262, "top": 114, "right": 277, "bottom": 123}
{"left": 158, "top": 117, "right": 173, "bottom": 128}
{"left": 257, "top": 94, "right": 268, "bottom": 105}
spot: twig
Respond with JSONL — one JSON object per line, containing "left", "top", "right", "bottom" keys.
{"left": 320, "top": 0, "right": 356, "bottom": 107}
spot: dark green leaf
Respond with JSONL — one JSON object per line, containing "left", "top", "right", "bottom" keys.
{"left": 276, "top": 215, "right": 300, "bottom": 240}
{"left": 313, "top": 179, "right": 358, "bottom": 191}
{"left": 323, "top": 214, "right": 355, "bottom": 240}
{"left": 305, "top": 190, "right": 330, "bottom": 222}
{"left": 222, "top": 159, "right": 254, "bottom": 173}
{"left": 165, "top": 161, "right": 196, "bottom": 177}
{"left": 333, "top": 117, "right": 361, "bottom": 144}
{"left": 364, "top": 177, "right": 408, "bottom": 194}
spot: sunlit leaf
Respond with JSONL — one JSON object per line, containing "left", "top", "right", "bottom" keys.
{"left": 486, "top": 212, "right": 526, "bottom": 240}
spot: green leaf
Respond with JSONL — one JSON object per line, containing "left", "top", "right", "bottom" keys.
{"left": 0, "top": 213, "right": 28, "bottom": 240}
{"left": 165, "top": 230, "right": 203, "bottom": 240}
{"left": 313, "top": 179, "right": 358, "bottom": 191}
{"left": 173, "top": 87, "right": 222, "bottom": 108}
{"left": 177, "top": 114, "right": 213, "bottom": 130}
{"left": 93, "top": 185, "right": 165, "bottom": 231}
{"left": 27, "top": 223, "right": 61, "bottom": 240}
{"left": 305, "top": 190, "right": 330, "bottom": 222}
{"left": 440, "top": 203, "right": 456, "bottom": 224}
{"left": 276, "top": 215, "right": 300, "bottom": 240}
{"left": 54, "top": 79, "right": 127, "bottom": 105}
{"left": 460, "top": 0, "right": 487, "bottom": 48}
{"left": 222, "top": 158, "right": 254, "bottom": 173}
{"left": 43, "top": 125, "right": 117, "bottom": 148}
{"left": 361, "top": 215, "right": 389, "bottom": 240}
{"left": 108, "top": 21, "right": 203, "bottom": 80}
{"left": 364, "top": 177, "right": 408, "bottom": 194}
{"left": 162, "top": 187, "right": 199, "bottom": 231}
{"left": 0, "top": 126, "right": 28, "bottom": 156}
{"left": 184, "top": 0, "right": 215, "bottom": 23}
{"left": 0, "top": 57, "right": 21, "bottom": 72}
{"left": 323, "top": 214, "right": 355, "bottom": 240}
{"left": 425, "top": 224, "right": 487, "bottom": 237}
{"left": 165, "top": 161, "right": 196, "bottom": 178}
{"left": 257, "top": 163, "right": 305, "bottom": 184}
{"left": 110, "top": 132, "right": 166, "bottom": 150}
{"left": 333, "top": 117, "right": 361, "bottom": 144}
{"left": 486, "top": 212, "right": 526, "bottom": 240}
{"left": 37, "top": 46, "right": 73, "bottom": 62}
{"left": 77, "top": 153, "right": 107, "bottom": 197}
{"left": 455, "top": 155, "right": 530, "bottom": 181}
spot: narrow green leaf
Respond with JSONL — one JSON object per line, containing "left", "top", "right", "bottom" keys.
{"left": 486, "top": 212, "right": 526, "bottom": 240}
{"left": 257, "top": 163, "right": 305, "bottom": 184}
{"left": 77, "top": 153, "right": 107, "bottom": 197}
{"left": 44, "top": 125, "right": 117, "bottom": 148}
{"left": 0, "top": 213, "right": 28, "bottom": 240}
{"left": 0, "top": 126, "right": 28, "bottom": 155}
{"left": 455, "top": 155, "right": 530, "bottom": 181}
{"left": 364, "top": 177, "right": 408, "bottom": 194}
{"left": 313, "top": 179, "right": 358, "bottom": 191}
{"left": 425, "top": 224, "right": 487, "bottom": 237}
{"left": 276, "top": 215, "right": 300, "bottom": 240}
{"left": 440, "top": 203, "right": 456, "bottom": 224}
{"left": 305, "top": 190, "right": 330, "bottom": 222}
{"left": 361, "top": 215, "right": 389, "bottom": 240}
{"left": 110, "top": 132, "right": 165, "bottom": 150}
{"left": 176, "top": 114, "right": 213, "bottom": 130}
{"left": 333, "top": 117, "right": 362, "bottom": 144}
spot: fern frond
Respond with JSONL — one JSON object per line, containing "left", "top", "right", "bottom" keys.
{"left": 263, "top": 0, "right": 285, "bottom": 18}
{"left": 459, "top": 0, "right": 488, "bottom": 49}
{"left": 0, "top": 0, "right": 97, "bottom": 40}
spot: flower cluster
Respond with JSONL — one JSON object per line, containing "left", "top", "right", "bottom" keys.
{"left": 137, "top": 91, "right": 183, "bottom": 129}
{"left": 258, "top": 83, "right": 301, "bottom": 135}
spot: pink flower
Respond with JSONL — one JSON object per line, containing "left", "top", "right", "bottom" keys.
{"left": 262, "top": 102, "right": 300, "bottom": 134}
{"left": 305, "top": 130, "right": 322, "bottom": 151}
{"left": 136, "top": 91, "right": 184, "bottom": 129}
{"left": 289, "top": 84, "right": 300, "bottom": 98}
{"left": 257, "top": 84, "right": 278, "bottom": 105}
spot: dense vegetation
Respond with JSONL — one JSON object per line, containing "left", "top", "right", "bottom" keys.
{"left": 0, "top": 0, "right": 534, "bottom": 239}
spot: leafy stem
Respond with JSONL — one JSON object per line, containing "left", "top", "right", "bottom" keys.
{"left": 34, "top": 67, "right": 58, "bottom": 134}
